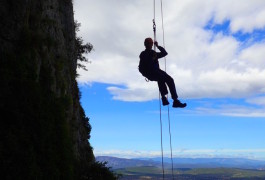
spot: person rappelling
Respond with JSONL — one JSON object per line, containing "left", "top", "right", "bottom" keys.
{"left": 139, "top": 37, "right": 187, "bottom": 108}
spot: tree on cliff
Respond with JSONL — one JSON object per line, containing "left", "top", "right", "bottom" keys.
{"left": 75, "top": 21, "right": 93, "bottom": 71}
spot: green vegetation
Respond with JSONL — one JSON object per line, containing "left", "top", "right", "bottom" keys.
{"left": 75, "top": 21, "right": 93, "bottom": 71}
{"left": 115, "top": 166, "right": 265, "bottom": 180}
{"left": 188, "top": 168, "right": 265, "bottom": 178}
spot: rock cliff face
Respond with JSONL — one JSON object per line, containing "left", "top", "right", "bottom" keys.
{"left": 0, "top": 0, "right": 95, "bottom": 179}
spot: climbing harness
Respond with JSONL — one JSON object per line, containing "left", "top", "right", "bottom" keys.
{"left": 153, "top": 0, "right": 175, "bottom": 179}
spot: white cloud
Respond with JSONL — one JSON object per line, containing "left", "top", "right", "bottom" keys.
{"left": 195, "top": 105, "right": 265, "bottom": 118}
{"left": 246, "top": 96, "right": 265, "bottom": 106}
{"left": 74, "top": 0, "right": 265, "bottom": 102}
{"left": 212, "top": 0, "right": 265, "bottom": 33}
{"left": 94, "top": 148, "right": 265, "bottom": 160}
{"left": 239, "top": 43, "right": 265, "bottom": 68}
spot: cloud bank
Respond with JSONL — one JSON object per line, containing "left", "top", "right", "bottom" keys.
{"left": 74, "top": 0, "right": 265, "bottom": 102}
{"left": 94, "top": 148, "right": 265, "bottom": 160}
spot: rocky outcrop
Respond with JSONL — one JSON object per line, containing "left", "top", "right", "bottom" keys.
{"left": 0, "top": 0, "right": 95, "bottom": 179}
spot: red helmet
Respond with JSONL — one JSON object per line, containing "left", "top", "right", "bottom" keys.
{"left": 144, "top": 37, "right": 153, "bottom": 47}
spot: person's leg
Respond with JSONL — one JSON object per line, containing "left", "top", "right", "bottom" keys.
{"left": 165, "top": 76, "right": 178, "bottom": 100}
{"left": 148, "top": 71, "right": 169, "bottom": 105}
{"left": 153, "top": 70, "right": 187, "bottom": 108}
{"left": 157, "top": 80, "right": 168, "bottom": 97}
{"left": 157, "top": 70, "right": 178, "bottom": 100}
{"left": 148, "top": 70, "right": 168, "bottom": 97}
{"left": 157, "top": 81, "right": 170, "bottom": 105}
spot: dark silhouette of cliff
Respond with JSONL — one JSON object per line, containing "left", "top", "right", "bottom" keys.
{"left": 0, "top": 0, "right": 117, "bottom": 179}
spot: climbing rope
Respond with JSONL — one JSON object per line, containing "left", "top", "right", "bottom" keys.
{"left": 153, "top": 0, "right": 175, "bottom": 179}
{"left": 159, "top": 93, "right": 165, "bottom": 179}
{"left": 160, "top": 0, "right": 175, "bottom": 178}
{"left": 154, "top": 1, "right": 165, "bottom": 179}
{"left": 153, "top": 0, "right": 157, "bottom": 51}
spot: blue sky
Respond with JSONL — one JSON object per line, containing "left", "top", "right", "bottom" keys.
{"left": 74, "top": 0, "right": 265, "bottom": 160}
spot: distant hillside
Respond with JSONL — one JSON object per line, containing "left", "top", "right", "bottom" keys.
{"left": 140, "top": 157, "right": 265, "bottom": 169}
{"left": 97, "top": 156, "right": 265, "bottom": 180}
{"left": 115, "top": 166, "right": 265, "bottom": 180}
{"left": 96, "top": 156, "right": 265, "bottom": 170}
{"left": 96, "top": 156, "right": 161, "bottom": 169}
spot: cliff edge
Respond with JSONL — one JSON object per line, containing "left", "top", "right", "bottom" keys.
{"left": 0, "top": 0, "right": 116, "bottom": 179}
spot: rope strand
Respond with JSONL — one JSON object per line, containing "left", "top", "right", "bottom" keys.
{"left": 168, "top": 107, "right": 174, "bottom": 179}
{"left": 159, "top": 94, "right": 165, "bottom": 180}
{"left": 154, "top": 0, "right": 175, "bottom": 179}
{"left": 160, "top": 0, "right": 166, "bottom": 71}
{"left": 153, "top": 0, "right": 165, "bottom": 180}
{"left": 160, "top": 0, "right": 175, "bottom": 178}
{"left": 154, "top": 1, "right": 164, "bottom": 179}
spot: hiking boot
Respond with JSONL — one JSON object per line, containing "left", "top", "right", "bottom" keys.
{"left": 173, "top": 99, "right": 187, "bottom": 108}
{"left": 161, "top": 96, "right": 169, "bottom": 106}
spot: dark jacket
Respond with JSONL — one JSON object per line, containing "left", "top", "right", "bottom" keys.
{"left": 139, "top": 46, "right": 168, "bottom": 77}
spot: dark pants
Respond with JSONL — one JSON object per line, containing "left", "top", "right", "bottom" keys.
{"left": 147, "top": 69, "right": 178, "bottom": 100}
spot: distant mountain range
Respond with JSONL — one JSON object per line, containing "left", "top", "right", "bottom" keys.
{"left": 96, "top": 156, "right": 265, "bottom": 170}
{"left": 96, "top": 156, "right": 161, "bottom": 169}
